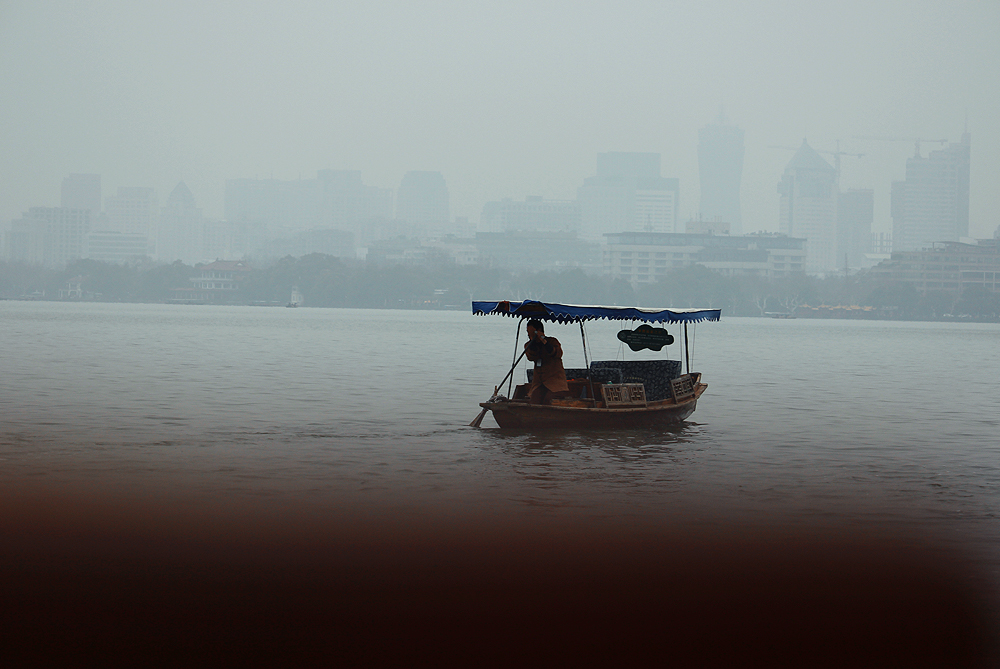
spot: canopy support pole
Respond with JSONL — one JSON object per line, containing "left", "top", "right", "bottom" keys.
{"left": 579, "top": 321, "right": 595, "bottom": 400}
{"left": 684, "top": 322, "right": 690, "bottom": 374}
{"left": 508, "top": 318, "right": 525, "bottom": 398}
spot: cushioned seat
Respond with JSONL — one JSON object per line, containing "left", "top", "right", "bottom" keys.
{"left": 589, "top": 360, "right": 683, "bottom": 401}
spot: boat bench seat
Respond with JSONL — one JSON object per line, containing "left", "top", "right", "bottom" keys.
{"left": 526, "top": 367, "right": 623, "bottom": 387}
{"left": 527, "top": 362, "right": 684, "bottom": 401}
{"left": 590, "top": 360, "right": 683, "bottom": 401}
{"left": 526, "top": 368, "right": 623, "bottom": 400}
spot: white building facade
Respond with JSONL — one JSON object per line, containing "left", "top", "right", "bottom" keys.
{"left": 85, "top": 231, "right": 151, "bottom": 264}
{"left": 6, "top": 207, "right": 91, "bottom": 268}
{"left": 102, "top": 186, "right": 157, "bottom": 260}
{"left": 604, "top": 231, "right": 806, "bottom": 286}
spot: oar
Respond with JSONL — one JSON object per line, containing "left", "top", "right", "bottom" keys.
{"left": 469, "top": 350, "right": 527, "bottom": 427}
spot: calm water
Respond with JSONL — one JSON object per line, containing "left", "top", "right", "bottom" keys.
{"left": 3, "top": 301, "right": 1000, "bottom": 571}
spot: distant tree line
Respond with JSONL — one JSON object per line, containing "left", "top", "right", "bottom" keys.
{"left": 1, "top": 255, "right": 998, "bottom": 320}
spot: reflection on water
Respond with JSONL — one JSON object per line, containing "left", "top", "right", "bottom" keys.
{"left": 485, "top": 425, "right": 696, "bottom": 466}
{"left": 470, "top": 425, "right": 708, "bottom": 516}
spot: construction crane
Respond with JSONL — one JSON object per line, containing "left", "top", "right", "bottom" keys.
{"left": 768, "top": 140, "right": 864, "bottom": 178}
{"left": 852, "top": 136, "right": 948, "bottom": 158}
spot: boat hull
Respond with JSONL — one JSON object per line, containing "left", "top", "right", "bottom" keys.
{"left": 480, "top": 385, "right": 705, "bottom": 430}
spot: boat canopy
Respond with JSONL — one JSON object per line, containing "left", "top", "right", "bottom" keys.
{"left": 472, "top": 300, "right": 721, "bottom": 324}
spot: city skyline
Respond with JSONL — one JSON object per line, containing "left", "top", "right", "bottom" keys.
{"left": 0, "top": 135, "right": 985, "bottom": 270}
{"left": 1, "top": 120, "right": 985, "bottom": 238}
{"left": 1, "top": 1, "right": 997, "bottom": 240}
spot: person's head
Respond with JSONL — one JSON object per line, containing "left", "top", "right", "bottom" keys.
{"left": 526, "top": 319, "right": 545, "bottom": 339}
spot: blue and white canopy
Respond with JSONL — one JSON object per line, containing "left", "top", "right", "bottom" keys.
{"left": 472, "top": 300, "right": 721, "bottom": 324}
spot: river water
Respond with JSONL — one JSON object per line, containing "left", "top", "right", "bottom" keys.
{"left": 3, "top": 301, "right": 1000, "bottom": 574}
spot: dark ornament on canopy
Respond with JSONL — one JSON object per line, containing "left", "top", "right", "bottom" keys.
{"left": 617, "top": 324, "right": 674, "bottom": 352}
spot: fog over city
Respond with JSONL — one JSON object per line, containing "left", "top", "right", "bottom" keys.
{"left": 2, "top": 0, "right": 998, "bottom": 237}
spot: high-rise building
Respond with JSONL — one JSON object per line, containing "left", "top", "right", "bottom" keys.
{"left": 317, "top": 170, "right": 393, "bottom": 233}
{"left": 8, "top": 207, "right": 90, "bottom": 267}
{"left": 158, "top": 182, "right": 203, "bottom": 264}
{"left": 777, "top": 140, "right": 839, "bottom": 274}
{"left": 837, "top": 189, "right": 874, "bottom": 270}
{"left": 105, "top": 187, "right": 158, "bottom": 237}
{"left": 480, "top": 196, "right": 580, "bottom": 233}
{"left": 61, "top": 174, "right": 102, "bottom": 216}
{"left": 396, "top": 171, "right": 450, "bottom": 226}
{"left": 224, "top": 171, "right": 392, "bottom": 246}
{"left": 577, "top": 152, "right": 679, "bottom": 240}
{"left": 5, "top": 218, "right": 43, "bottom": 264}
{"left": 224, "top": 178, "right": 318, "bottom": 231}
{"left": 698, "top": 113, "right": 744, "bottom": 235}
{"left": 890, "top": 133, "right": 971, "bottom": 252}
{"left": 872, "top": 232, "right": 893, "bottom": 255}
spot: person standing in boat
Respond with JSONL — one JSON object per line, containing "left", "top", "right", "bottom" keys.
{"left": 524, "top": 319, "right": 569, "bottom": 404}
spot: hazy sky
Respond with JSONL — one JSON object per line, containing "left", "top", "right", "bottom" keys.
{"left": 2, "top": 0, "right": 998, "bottom": 236}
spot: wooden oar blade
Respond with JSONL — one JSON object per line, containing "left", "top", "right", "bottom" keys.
{"left": 469, "top": 407, "right": 488, "bottom": 428}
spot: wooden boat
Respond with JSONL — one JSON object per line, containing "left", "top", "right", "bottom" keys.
{"left": 470, "top": 300, "right": 721, "bottom": 429}
{"left": 480, "top": 373, "right": 706, "bottom": 429}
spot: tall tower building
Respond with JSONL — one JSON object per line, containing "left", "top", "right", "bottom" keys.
{"left": 158, "top": 182, "right": 204, "bottom": 264}
{"left": 577, "top": 152, "right": 679, "bottom": 240}
{"left": 777, "top": 140, "right": 839, "bottom": 275}
{"left": 698, "top": 113, "right": 744, "bottom": 235}
{"left": 396, "top": 171, "right": 450, "bottom": 226}
{"left": 837, "top": 189, "right": 874, "bottom": 270}
{"left": 890, "top": 133, "right": 971, "bottom": 252}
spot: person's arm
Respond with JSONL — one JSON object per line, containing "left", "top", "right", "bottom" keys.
{"left": 545, "top": 337, "right": 562, "bottom": 360}
{"left": 529, "top": 336, "right": 559, "bottom": 360}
